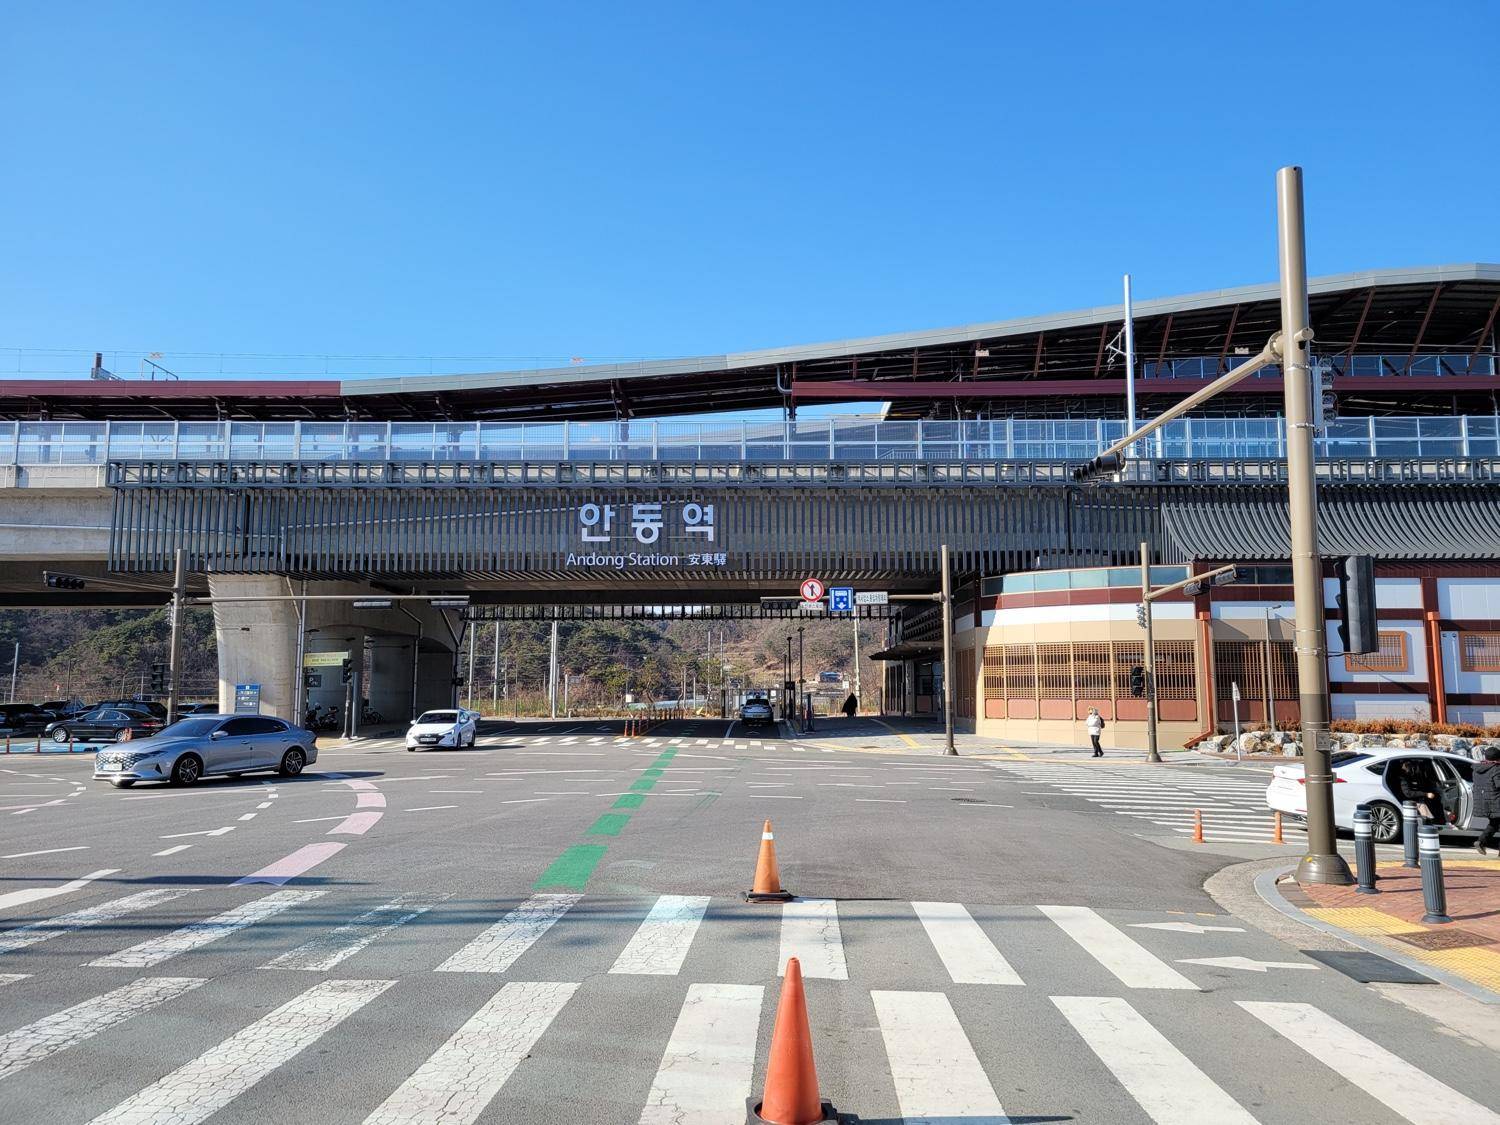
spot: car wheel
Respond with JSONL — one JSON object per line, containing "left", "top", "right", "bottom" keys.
{"left": 170, "top": 754, "right": 203, "bottom": 787}
{"left": 406, "top": 745, "right": 416, "bottom": 752}
{"left": 52, "top": 727, "right": 70, "bottom": 744}
{"left": 1368, "top": 801, "right": 1402, "bottom": 844}
{"left": 110, "top": 779, "right": 135, "bottom": 788}
{"left": 279, "top": 747, "right": 306, "bottom": 777}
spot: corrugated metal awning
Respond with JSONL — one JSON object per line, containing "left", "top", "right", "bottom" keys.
{"left": 866, "top": 642, "right": 943, "bottom": 662}
{"left": 1161, "top": 487, "right": 1500, "bottom": 561}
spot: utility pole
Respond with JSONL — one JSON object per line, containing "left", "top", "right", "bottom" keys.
{"left": 7, "top": 641, "right": 18, "bottom": 703}
{"left": 784, "top": 636, "right": 792, "bottom": 724}
{"left": 1279, "top": 165, "right": 1353, "bottom": 886}
{"left": 797, "top": 626, "right": 805, "bottom": 731}
{"left": 852, "top": 614, "right": 861, "bottom": 713}
{"left": 166, "top": 548, "right": 186, "bottom": 722}
{"left": 466, "top": 622, "right": 476, "bottom": 710}
{"left": 1123, "top": 273, "right": 1137, "bottom": 450}
{"left": 491, "top": 620, "right": 500, "bottom": 716}
{"left": 1139, "top": 541, "right": 1161, "bottom": 763}
{"left": 941, "top": 543, "right": 955, "bottom": 755}
{"left": 548, "top": 621, "right": 559, "bottom": 719}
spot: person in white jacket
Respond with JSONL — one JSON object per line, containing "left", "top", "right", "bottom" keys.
{"left": 1085, "top": 708, "right": 1105, "bottom": 757}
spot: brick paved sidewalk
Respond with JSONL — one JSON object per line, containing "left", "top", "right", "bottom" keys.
{"left": 1290, "top": 856, "right": 1500, "bottom": 994}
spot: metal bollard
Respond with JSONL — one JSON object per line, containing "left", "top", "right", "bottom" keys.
{"left": 1353, "top": 805, "right": 1378, "bottom": 895}
{"left": 1401, "top": 801, "right": 1420, "bottom": 868}
{"left": 1418, "top": 825, "right": 1451, "bottom": 924}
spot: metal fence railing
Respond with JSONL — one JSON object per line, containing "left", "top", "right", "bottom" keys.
{"left": 5, "top": 414, "right": 1500, "bottom": 466}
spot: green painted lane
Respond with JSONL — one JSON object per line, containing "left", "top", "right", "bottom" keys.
{"left": 612, "top": 793, "right": 645, "bottom": 809}
{"left": 533, "top": 844, "right": 608, "bottom": 890}
{"left": 587, "top": 812, "right": 631, "bottom": 836}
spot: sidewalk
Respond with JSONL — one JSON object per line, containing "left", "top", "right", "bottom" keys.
{"left": 1274, "top": 855, "right": 1500, "bottom": 1000}
{"left": 790, "top": 715, "right": 1206, "bottom": 763}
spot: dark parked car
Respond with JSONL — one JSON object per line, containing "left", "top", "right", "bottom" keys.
{"left": 173, "top": 702, "right": 219, "bottom": 719}
{"left": 46, "top": 706, "right": 164, "bottom": 744}
{"left": 39, "top": 699, "right": 86, "bottom": 720}
{"left": 94, "top": 698, "right": 170, "bottom": 722}
{"left": 0, "top": 704, "right": 51, "bottom": 737}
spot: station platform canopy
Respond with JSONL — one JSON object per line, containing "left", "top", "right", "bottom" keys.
{"left": 2, "top": 264, "right": 1496, "bottom": 423}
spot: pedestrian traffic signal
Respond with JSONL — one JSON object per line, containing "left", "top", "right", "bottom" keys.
{"left": 1337, "top": 555, "right": 1378, "bottom": 655}
{"left": 340, "top": 658, "right": 353, "bottom": 685}
{"left": 44, "top": 572, "right": 86, "bottom": 590}
{"left": 1072, "top": 451, "right": 1124, "bottom": 482}
{"left": 148, "top": 662, "right": 168, "bottom": 694}
{"left": 1129, "top": 665, "right": 1146, "bottom": 697}
{"left": 1135, "top": 602, "right": 1148, "bottom": 628}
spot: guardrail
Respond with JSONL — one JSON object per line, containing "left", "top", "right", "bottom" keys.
{"left": 7, "top": 414, "right": 1500, "bottom": 466}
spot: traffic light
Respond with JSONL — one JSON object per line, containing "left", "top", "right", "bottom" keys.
{"left": 1072, "top": 451, "right": 1124, "bottom": 482}
{"left": 1136, "top": 602, "right": 1148, "bottom": 628}
{"left": 44, "top": 572, "right": 86, "bottom": 590}
{"left": 148, "top": 662, "right": 168, "bottom": 694}
{"left": 1182, "top": 566, "right": 1239, "bottom": 598}
{"left": 1337, "top": 555, "right": 1377, "bottom": 655}
{"left": 340, "top": 658, "right": 353, "bottom": 685}
{"left": 1129, "top": 665, "right": 1146, "bottom": 697}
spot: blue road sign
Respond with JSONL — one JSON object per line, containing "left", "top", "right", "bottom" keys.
{"left": 829, "top": 586, "right": 854, "bottom": 613}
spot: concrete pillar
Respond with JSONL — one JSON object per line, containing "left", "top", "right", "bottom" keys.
{"left": 210, "top": 576, "right": 298, "bottom": 719}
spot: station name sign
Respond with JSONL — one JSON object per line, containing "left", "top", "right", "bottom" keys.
{"left": 565, "top": 502, "right": 729, "bottom": 569}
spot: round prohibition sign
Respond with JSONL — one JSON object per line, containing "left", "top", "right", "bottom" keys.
{"left": 800, "top": 578, "right": 825, "bottom": 602}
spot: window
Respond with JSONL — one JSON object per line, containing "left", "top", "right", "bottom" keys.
{"left": 240, "top": 717, "right": 286, "bottom": 734}
{"left": 1345, "top": 632, "right": 1408, "bottom": 674}
{"left": 982, "top": 648, "right": 1006, "bottom": 700}
{"left": 1460, "top": 632, "right": 1500, "bottom": 672}
{"left": 221, "top": 718, "right": 260, "bottom": 736}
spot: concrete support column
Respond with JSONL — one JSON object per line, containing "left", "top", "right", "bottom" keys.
{"left": 210, "top": 575, "right": 298, "bottom": 719}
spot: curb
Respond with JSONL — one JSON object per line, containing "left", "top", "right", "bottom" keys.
{"left": 1253, "top": 863, "right": 1500, "bottom": 1006}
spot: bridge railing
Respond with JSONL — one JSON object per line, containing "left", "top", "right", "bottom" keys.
{"left": 5, "top": 414, "right": 1500, "bottom": 466}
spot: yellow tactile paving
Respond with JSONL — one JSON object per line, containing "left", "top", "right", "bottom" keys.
{"left": 1417, "top": 947, "right": 1500, "bottom": 992}
{"left": 1303, "top": 906, "right": 1429, "bottom": 937}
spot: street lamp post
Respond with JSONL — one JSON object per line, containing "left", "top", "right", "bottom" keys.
{"left": 1140, "top": 541, "right": 1161, "bottom": 764}
{"left": 784, "top": 636, "right": 792, "bottom": 723}
{"left": 797, "top": 626, "right": 805, "bottom": 730}
{"left": 1278, "top": 165, "right": 1353, "bottom": 886}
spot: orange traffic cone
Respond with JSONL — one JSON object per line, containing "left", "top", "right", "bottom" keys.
{"left": 1192, "top": 808, "right": 1204, "bottom": 843}
{"left": 745, "top": 819, "right": 793, "bottom": 903}
{"left": 1272, "top": 811, "right": 1284, "bottom": 844}
{"left": 749, "top": 957, "right": 834, "bottom": 1124}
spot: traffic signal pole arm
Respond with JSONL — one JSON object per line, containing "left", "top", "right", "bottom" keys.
{"left": 1144, "top": 563, "right": 1239, "bottom": 603}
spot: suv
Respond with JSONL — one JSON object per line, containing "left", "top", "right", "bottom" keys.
{"left": 95, "top": 698, "right": 169, "bottom": 722}
{"left": 0, "top": 704, "right": 50, "bottom": 737}
{"left": 739, "top": 692, "right": 774, "bottom": 728}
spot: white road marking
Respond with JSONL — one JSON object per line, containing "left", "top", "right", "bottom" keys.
{"left": 160, "top": 826, "right": 234, "bottom": 839}
{"left": 1, "top": 845, "right": 90, "bottom": 860}
{"left": 90, "top": 979, "right": 393, "bottom": 1125}
{"left": 0, "top": 868, "right": 120, "bottom": 913}
{"left": 0, "top": 977, "right": 204, "bottom": 1081}
{"left": 640, "top": 983, "right": 762, "bottom": 1125}
{"left": 1054, "top": 996, "right": 1257, "bottom": 1124}
{"left": 405, "top": 805, "right": 459, "bottom": 812}
{"left": 856, "top": 798, "right": 906, "bottom": 803}
{"left": 754, "top": 794, "right": 805, "bottom": 799}
{"left": 912, "top": 902, "right": 1023, "bottom": 985}
{"left": 152, "top": 845, "right": 193, "bottom": 857}
{"left": 0, "top": 888, "right": 196, "bottom": 955}
{"left": 872, "top": 990, "right": 1007, "bottom": 1122}
{"left": 292, "top": 815, "right": 348, "bottom": 824}
{"left": 1130, "top": 922, "right": 1245, "bottom": 934}
{"left": 237, "top": 812, "right": 257, "bottom": 821}
{"left": 89, "top": 889, "right": 325, "bottom": 968}
{"left": 611, "top": 895, "right": 710, "bottom": 976}
{"left": 1240, "top": 1001, "right": 1500, "bottom": 1124}
{"left": 779, "top": 898, "right": 847, "bottom": 980}
{"left": 437, "top": 893, "right": 580, "bottom": 973}
{"left": 1038, "top": 905, "right": 1198, "bottom": 990}
{"left": 362, "top": 980, "right": 576, "bottom": 1125}
{"left": 265, "top": 893, "right": 443, "bottom": 971}
{"left": 256, "top": 801, "right": 272, "bottom": 809}
{"left": 1179, "top": 956, "right": 1317, "bottom": 973}
{"left": 0, "top": 972, "right": 26, "bottom": 985}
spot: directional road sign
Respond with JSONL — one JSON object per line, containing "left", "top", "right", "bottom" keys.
{"left": 854, "top": 590, "right": 888, "bottom": 605}
{"left": 829, "top": 587, "right": 853, "bottom": 613}
{"left": 800, "top": 577, "right": 825, "bottom": 602}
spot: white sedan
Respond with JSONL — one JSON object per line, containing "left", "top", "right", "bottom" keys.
{"left": 405, "top": 709, "right": 478, "bottom": 751}
{"left": 1266, "top": 748, "right": 1490, "bottom": 843}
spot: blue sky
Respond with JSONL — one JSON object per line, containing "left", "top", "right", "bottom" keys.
{"left": 3, "top": 1, "right": 1497, "bottom": 383}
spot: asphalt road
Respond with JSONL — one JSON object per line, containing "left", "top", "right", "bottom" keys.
{"left": 2, "top": 717, "right": 1498, "bottom": 1124}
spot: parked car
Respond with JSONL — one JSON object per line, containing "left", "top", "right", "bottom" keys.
{"left": 93, "top": 698, "right": 170, "bottom": 722}
{"left": 92, "top": 714, "right": 317, "bottom": 788}
{"left": 1265, "top": 748, "right": 1491, "bottom": 843}
{"left": 739, "top": 692, "right": 774, "bottom": 728}
{"left": 174, "top": 702, "right": 220, "bottom": 719}
{"left": 0, "top": 704, "right": 51, "bottom": 737}
{"left": 405, "top": 709, "right": 478, "bottom": 751}
{"left": 47, "top": 706, "right": 164, "bottom": 744}
{"left": 38, "top": 698, "right": 86, "bottom": 720}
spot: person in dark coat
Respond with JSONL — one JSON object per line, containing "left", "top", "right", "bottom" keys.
{"left": 842, "top": 692, "right": 858, "bottom": 718}
{"left": 1474, "top": 746, "right": 1500, "bottom": 855}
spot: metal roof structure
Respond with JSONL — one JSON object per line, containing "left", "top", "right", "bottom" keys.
{"left": 1160, "top": 486, "right": 1500, "bottom": 561}
{"left": 2, "top": 264, "right": 1496, "bottom": 422}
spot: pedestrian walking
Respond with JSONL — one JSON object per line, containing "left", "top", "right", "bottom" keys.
{"left": 841, "top": 692, "right": 858, "bottom": 718}
{"left": 1474, "top": 746, "right": 1500, "bottom": 855}
{"left": 1085, "top": 707, "right": 1105, "bottom": 757}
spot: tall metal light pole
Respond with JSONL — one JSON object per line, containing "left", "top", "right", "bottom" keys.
{"left": 466, "top": 623, "right": 476, "bottom": 710}
{"left": 548, "top": 620, "right": 559, "bottom": 719}
{"left": 941, "top": 543, "right": 956, "bottom": 755}
{"left": 1278, "top": 165, "right": 1353, "bottom": 885}
{"left": 8, "top": 641, "right": 19, "bottom": 703}
{"left": 1139, "top": 541, "right": 1161, "bottom": 763}
{"left": 784, "top": 636, "right": 792, "bottom": 722}
{"left": 165, "top": 548, "right": 186, "bottom": 722}
{"left": 491, "top": 620, "right": 501, "bottom": 716}
{"left": 1123, "top": 274, "right": 1138, "bottom": 446}
{"left": 797, "top": 626, "right": 805, "bottom": 729}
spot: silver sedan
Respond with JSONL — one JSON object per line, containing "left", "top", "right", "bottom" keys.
{"left": 92, "top": 713, "right": 318, "bottom": 788}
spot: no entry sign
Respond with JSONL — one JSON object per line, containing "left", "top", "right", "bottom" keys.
{"left": 800, "top": 577, "right": 825, "bottom": 602}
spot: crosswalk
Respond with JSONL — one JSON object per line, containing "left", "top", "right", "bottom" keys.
{"left": 990, "top": 760, "right": 1299, "bottom": 843}
{"left": 3, "top": 886, "right": 1498, "bottom": 1123}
